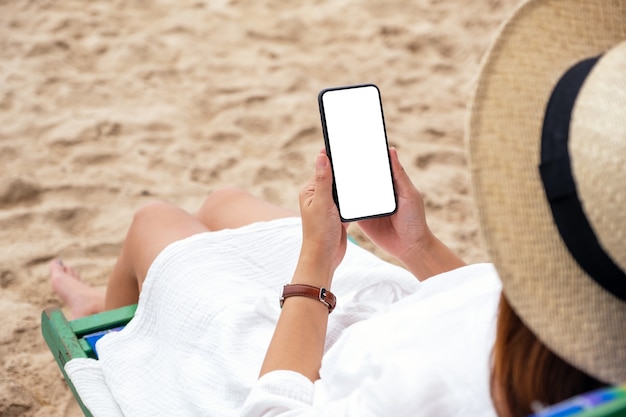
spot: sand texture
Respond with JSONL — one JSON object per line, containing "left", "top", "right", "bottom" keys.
{"left": 0, "top": 0, "right": 520, "bottom": 415}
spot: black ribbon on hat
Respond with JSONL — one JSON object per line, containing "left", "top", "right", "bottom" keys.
{"left": 539, "top": 55, "right": 626, "bottom": 302}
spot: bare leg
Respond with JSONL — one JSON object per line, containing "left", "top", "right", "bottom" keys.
{"left": 195, "top": 186, "right": 297, "bottom": 230}
{"left": 50, "top": 201, "right": 209, "bottom": 319}
{"left": 106, "top": 190, "right": 296, "bottom": 309}
{"left": 51, "top": 187, "right": 298, "bottom": 318}
{"left": 104, "top": 201, "right": 210, "bottom": 311}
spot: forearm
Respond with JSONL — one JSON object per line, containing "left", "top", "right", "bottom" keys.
{"left": 259, "top": 258, "right": 332, "bottom": 382}
{"left": 399, "top": 230, "right": 466, "bottom": 281}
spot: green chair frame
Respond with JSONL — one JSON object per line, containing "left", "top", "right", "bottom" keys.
{"left": 579, "top": 399, "right": 626, "bottom": 417}
{"left": 41, "top": 304, "right": 137, "bottom": 417}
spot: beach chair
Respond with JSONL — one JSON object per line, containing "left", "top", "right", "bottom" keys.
{"left": 41, "top": 304, "right": 137, "bottom": 417}
{"left": 42, "top": 306, "right": 626, "bottom": 417}
{"left": 527, "top": 386, "right": 626, "bottom": 417}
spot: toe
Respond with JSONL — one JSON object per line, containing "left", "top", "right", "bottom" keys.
{"left": 49, "top": 259, "right": 65, "bottom": 276}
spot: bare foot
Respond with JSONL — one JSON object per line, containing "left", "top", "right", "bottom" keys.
{"left": 50, "top": 259, "right": 105, "bottom": 319}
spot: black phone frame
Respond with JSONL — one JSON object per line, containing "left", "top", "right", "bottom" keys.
{"left": 318, "top": 83, "right": 398, "bottom": 223}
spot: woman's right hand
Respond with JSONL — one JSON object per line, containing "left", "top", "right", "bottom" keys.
{"left": 359, "top": 148, "right": 465, "bottom": 280}
{"left": 357, "top": 147, "right": 433, "bottom": 263}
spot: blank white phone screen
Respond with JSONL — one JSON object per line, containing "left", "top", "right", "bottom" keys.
{"left": 320, "top": 85, "right": 396, "bottom": 221}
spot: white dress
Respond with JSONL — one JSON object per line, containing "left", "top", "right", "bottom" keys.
{"left": 65, "top": 217, "right": 500, "bottom": 417}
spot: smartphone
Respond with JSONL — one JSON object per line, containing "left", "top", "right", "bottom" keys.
{"left": 318, "top": 84, "right": 397, "bottom": 222}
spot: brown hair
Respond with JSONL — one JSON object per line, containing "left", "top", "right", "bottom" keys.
{"left": 491, "top": 293, "right": 606, "bottom": 417}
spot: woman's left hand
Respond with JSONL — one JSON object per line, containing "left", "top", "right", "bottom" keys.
{"left": 297, "top": 151, "right": 348, "bottom": 283}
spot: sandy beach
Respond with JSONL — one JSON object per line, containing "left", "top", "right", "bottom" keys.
{"left": 1, "top": 0, "right": 520, "bottom": 415}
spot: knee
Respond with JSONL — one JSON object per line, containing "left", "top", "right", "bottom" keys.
{"left": 201, "top": 186, "right": 251, "bottom": 211}
{"left": 130, "top": 201, "right": 178, "bottom": 230}
{"left": 195, "top": 186, "right": 253, "bottom": 226}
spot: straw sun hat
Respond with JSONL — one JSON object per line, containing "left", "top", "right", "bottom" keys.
{"left": 467, "top": 0, "right": 626, "bottom": 384}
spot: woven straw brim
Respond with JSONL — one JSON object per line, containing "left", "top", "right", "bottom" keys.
{"left": 467, "top": 0, "right": 626, "bottom": 384}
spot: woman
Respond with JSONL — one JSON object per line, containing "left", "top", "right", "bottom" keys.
{"left": 53, "top": 0, "right": 625, "bottom": 416}
{"left": 57, "top": 148, "right": 488, "bottom": 416}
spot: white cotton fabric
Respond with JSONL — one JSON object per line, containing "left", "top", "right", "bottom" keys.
{"left": 65, "top": 217, "right": 500, "bottom": 417}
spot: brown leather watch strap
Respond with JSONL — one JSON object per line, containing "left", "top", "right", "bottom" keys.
{"left": 280, "top": 284, "right": 336, "bottom": 313}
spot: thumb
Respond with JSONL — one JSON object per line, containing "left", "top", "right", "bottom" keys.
{"left": 315, "top": 153, "right": 333, "bottom": 195}
{"left": 389, "top": 148, "right": 412, "bottom": 193}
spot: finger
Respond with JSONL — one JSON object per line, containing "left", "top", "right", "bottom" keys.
{"left": 299, "top": 153, "right": 332, "bottom": 209}
{"left": 299, "top": 176, "right": 315, "bottom": 207}
{"left": 389, "top": 147, "right": 414, "bottom": 194}
{"left": 315, "top": 153, "right": 333, "bottom": 197}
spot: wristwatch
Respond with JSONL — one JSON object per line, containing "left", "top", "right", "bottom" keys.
{"left": 280, "top": 284, "right": 337, "bottom": 313}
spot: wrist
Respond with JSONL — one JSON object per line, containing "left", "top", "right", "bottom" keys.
{"left": 291, "top": 260, "right": 333, "bottom": 288}
{"left": 397, "top": 228, "right": 435, "bottom": 264}
{"left": 280, "top": 284, "right": 336, "bottom": 313}
{"left": 292, "top": 247, "right": 335, "bottom": 287}
{"left": 398, "top": 230, "right": 465, "bottom": 281}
